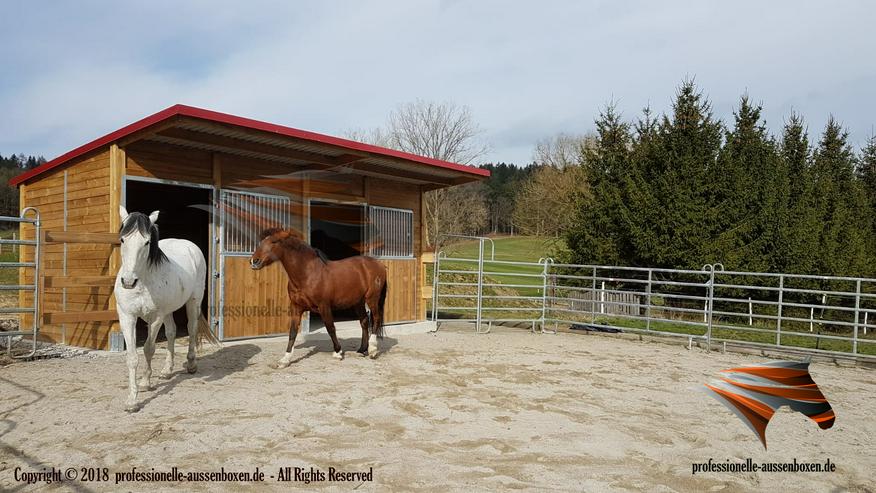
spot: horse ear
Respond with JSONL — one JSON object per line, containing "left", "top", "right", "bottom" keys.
{"left": 149, "top": 210, "right": 160, "bottom": 225}
{"left": 119, "top": 205, "right": 129, "bottom": 222}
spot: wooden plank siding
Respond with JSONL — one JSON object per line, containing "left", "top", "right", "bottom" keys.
{"left": 220, "top": 257, "right": 291, "bottom": 338}
{"left": 125, "top": 141, "right": 213, "bottom": 184}
{"left": 19, "top": 149, "right": 115, "bottom": 348}
{"left": 365, "top": 177, "right": 422, "bottom": 322}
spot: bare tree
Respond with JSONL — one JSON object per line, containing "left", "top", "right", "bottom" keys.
{"left": 512, "top": 133, "right": 591, "bottom": 237}
{"left": 532, "top": 133, "right": 594, "bottom": 169}
{"left": 343, "top": 127, "right": 393, "bottom": 148}
{"left": 348, "top": 100, "right": 489, "bottom": 250}
{"left": 512, "top": 165, "right": 587, "bottom": 237}
{"left": 387, "top": 100, "right": 488, "bottom": 165}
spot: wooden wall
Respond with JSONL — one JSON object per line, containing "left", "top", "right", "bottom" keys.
{"left": 365, "top": 177, "right": 422, "bottom": 322}
{"left": 19, "top": 149, "right": 114, "bottom": 348}
{"left": 126, "top": 141, "right": 213, "bottom": 185}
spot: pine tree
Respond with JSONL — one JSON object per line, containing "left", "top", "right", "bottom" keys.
{"left": 811, "top": 117, "right": 870, "bottom": 276}
{"left": 710, "top": 96, "right": 782, "bottom": 271}
{"left": 648, "top": 80, "right": 723, "bottom": 268}
{"left": 565, "top": 104, "right": 631, "bottom": 265}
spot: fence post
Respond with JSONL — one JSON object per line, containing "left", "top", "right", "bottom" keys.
{"left": 475, "top": 239, "right": 484, "bottom": 333}
{"left": 600, "top": 281, "right": 606, "bottom": 314}
{"left": 645, "top": 269, "right": 652, "bottom": 332}
{"left": 430, "top": 252, "right": 442, "bottom": 322}
{"left": 776, "top": 274, "right": 784, "bottom": 347}
{"left": 853, "top": 279, "right": 861, "bottom": 354}
{"left": 590, "top": 266, "right": 597, "bottom": 323}
{"left": 748, "top": 297, "right": 753, "bottom": 326}
{"left": 704, "top": 264, "right": 716, "bottom": 352}
{"left": 539, "top": 258, "right": 553, "bottom": 333}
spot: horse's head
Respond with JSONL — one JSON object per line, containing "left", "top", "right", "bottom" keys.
{"left": 251, "top": 228, "right": 299, "bottom": 270}
{"left": 118, "top": 206, "right": 165, "bottom": 289}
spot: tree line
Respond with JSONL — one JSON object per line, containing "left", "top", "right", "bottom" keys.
{"left": 565, "top": 80, "right": 876, "bottom": 277}
{"left": 0, "top": 153, "right": 45, "bottom": 217}
{"left": 380, "top": 86, "right": 876, "bottom": 279}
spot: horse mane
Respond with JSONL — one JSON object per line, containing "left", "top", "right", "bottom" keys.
{"left": 260, "top": 228, "right": 328, "bottom": 264}
{"left": 120, "top": 212, "right": 168, "bottom": 267}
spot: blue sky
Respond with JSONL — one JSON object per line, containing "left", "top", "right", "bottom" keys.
{"left": 1, "top": 1, "right": 874, "bottom": 165}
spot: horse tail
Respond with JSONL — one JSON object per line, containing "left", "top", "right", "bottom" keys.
{"left": 196, "top": 315, "right": 221, "bottom": 349}
{"left": 376, "top": 280, "right": 388, "bottom": 338}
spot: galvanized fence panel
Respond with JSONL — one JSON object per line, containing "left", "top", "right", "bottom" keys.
{"left": 0, "top": 207, "right": 41, "bottom": 359}
{"left": 431, "top": 246, "right": 876, "bottom": 361}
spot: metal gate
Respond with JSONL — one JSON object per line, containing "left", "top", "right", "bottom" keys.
{"left": 217, "top": 190, "right": 298, "bottom": 339}
{"left": 431, "top": 241, "right": 876, "bottom": 361}
{"left": 0, "top": 207, "right": 41, "bottom": 358}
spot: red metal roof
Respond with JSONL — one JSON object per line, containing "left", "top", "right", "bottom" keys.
{"left": 9, "top": 104, "right": 490, "bottom": 186}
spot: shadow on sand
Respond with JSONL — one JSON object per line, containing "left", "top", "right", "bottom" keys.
{"left": 137, "top": 343, "right": 261, "bottom": 407}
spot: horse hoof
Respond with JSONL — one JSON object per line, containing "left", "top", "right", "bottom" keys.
{"left": 158, "top": 371, "right": 172, "bottom": 380}
{"left": 356, "top": 350, "right": 368, "bottom": 357}
{"left": 333, "top": 351, "right": 344, "bottom": 361}
{"left": 185, "top": 364, "right": 197, "bottom": 374}
{"left": 124, "top": 403, "right": 141, "bottom": 413}
{"left": 138, "top": 383, "right": 155, "bottom": 391}
{"left": 369, "top": 351, "right": 379, "bottom": 360}
{"left": 272, "top": 360, "right": 291, "bottom": 370}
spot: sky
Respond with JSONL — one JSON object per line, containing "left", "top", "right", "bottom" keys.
{"left": 1, "top": 1, "right": 874, "bottom": 165}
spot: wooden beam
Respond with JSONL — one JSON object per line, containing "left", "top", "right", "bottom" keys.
{"left": 43, "top": 310, "right": 119, "bottom": 325}
{"left": 157, "top": 127, "right": 343, "bottom": 168}
{"left": 44, "top": 276, "right": 116, "bottom": 288}
{"left": 43, "top": 231, "right": 120, "bottom": 245}
{"left": 334, "top": 153, "right": 367, "bottom": 165}
{"left": 346, "top": 162, "right": 456, "bottom": 186}
{"left": 116, "top": 115, "right": 182, "bottom": 147}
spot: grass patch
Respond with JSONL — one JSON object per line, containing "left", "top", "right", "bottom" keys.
{"left": 552, "top": 313, "right": 876, "bottom": 356}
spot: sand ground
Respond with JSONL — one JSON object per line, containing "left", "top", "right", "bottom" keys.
{"left": 1, "top": 325, "right": 874, "bottom": 492}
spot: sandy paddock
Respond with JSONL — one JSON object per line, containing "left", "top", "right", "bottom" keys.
{"left": 1, "top": 325, "right": 874, "bottom": 492}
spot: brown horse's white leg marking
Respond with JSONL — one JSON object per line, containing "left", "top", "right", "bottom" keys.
{"left": 277, "top": 347, "right": 295, "bottom": 368}
{"left": 368, "top": 333, "right": 379, "bottom": 359}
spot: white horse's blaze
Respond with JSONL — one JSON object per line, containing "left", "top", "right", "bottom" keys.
{"left": 115, "top": 206, "right": 207, "bottom": 412}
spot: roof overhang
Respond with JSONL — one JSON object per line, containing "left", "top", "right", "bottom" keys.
{"left": 10, "top": 104, "right": 490, "bottom": 187}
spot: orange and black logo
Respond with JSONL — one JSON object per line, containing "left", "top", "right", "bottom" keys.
{"left": 703, "top": 361, "right": 835, "bottom": 449}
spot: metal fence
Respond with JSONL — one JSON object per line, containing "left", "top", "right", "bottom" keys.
{"left": 431, "top": 247, "right": 876, "bottom": 361}
{"left": 0, "top": 208, "right": 41, "bottom": 359}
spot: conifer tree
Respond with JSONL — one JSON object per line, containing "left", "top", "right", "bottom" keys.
{"left": 565, "top": 105, "right": 631, "bottom": 265}
{"left": 811, "top": 117, "right": 870, "bottom": 276}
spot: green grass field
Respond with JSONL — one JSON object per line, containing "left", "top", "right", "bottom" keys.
{"left": 0, "top": 229, "right": 19, "bottom": 288}
{"left": 437, "top": 236, "right": 566, "bottom": 296}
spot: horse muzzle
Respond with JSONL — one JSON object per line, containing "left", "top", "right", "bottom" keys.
{"left": 250, "top": 258, "right": 264, "bottom": 270}
{"left": 120, "top": 277, "right": 139, "bottom": 289}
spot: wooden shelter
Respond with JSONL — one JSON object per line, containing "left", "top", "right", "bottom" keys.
{"left": 10, "top": 105, "right": 488, "bottom": 349}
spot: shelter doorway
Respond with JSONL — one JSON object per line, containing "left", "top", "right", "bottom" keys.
{"left": 124, "top": 179, "right": 212, "bottom": 345}
{"left": 309, "top": 200, "right": 367, "bottom": 327}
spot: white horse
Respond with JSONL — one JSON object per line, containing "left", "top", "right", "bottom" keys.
{"left": 115, "top": 206, "right": 217, "bottom": 412}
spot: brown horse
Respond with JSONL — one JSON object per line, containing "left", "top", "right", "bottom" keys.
{"left": 250, "top": 228, "right": 387, "bottom": 368}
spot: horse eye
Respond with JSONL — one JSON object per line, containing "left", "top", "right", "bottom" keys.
{"left": 145, "top": 240, "right": 150, "bottom": 245}
{"left": 120, "top": 238, "right": 125, "bottom": 244}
